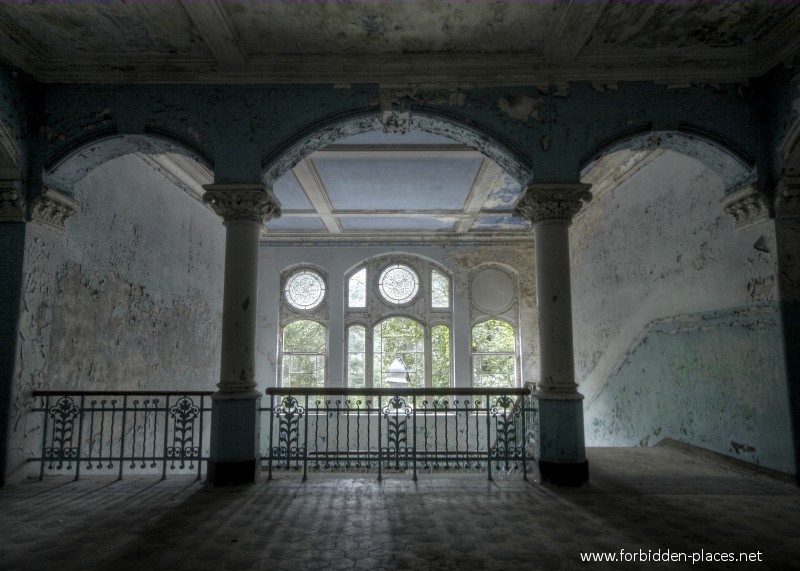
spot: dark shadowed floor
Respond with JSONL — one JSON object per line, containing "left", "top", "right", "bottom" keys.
{"left": 0, "top": 446, "right": 797, "bottom": 571}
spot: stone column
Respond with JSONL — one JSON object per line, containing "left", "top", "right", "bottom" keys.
{"left": 0, "top": 180, "right": 25, "bottom": 486}
{"left": 774, "top": 178, "right": 800, "bottom": 482}
{"left": 203, "top": 183, "right": 280, "bottom": 486}
{"left": 514, "top": 183, "right": 591, "bottom": 486}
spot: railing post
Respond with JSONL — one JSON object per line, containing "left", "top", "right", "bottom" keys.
{"left": 303, "top": 394, "right": 309, "bottom": 482}
{"left": 521, "top": 390, "right": 528, "bottom": 481}
{"left": 486, "top": 396, "right": 492, "bottom": 482}
{"left": 118, "top": 395, "right": 127, "bottom": 480}
{"left": 74, "top": 395, "right": 85, "bottom": 481}
{"left": 162, "top": 395, "right": 170, "bottom": 480}
{"left": 198, "top": 394, "right": 205, "bottom": 481}
{"left": 412, "top": 394, "right": 417, "bottom": 482}
{"left": 38, "top": 395, "right": 49, "bottom": 481}
{"left": 377, "top": 394, "right": 382, "bottom": 483}
{"left": 267, "top": 393, "right": 274, "bottom": 481}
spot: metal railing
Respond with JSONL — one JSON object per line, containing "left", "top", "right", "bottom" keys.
{"left": 30, "top": 391, "right": 213, "bottom": 480}
{"left": 262, "top": 387, "right": 537, "bottom": 481}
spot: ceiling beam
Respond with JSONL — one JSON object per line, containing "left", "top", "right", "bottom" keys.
{"left": 179, "top": 1, "right": 248, "bottom": 68}
{"left": 291, "top": 159, "right": 342, "bottom": 234}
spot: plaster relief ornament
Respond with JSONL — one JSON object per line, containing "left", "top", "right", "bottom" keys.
{"left": 513, "top": 183, "right": 592, "bottom": 224}
{"left": 775, "top": 177, "right": 800, "bottom": 220}
{"left": 31, "top": 187, "right": 79, "bottom": 232}
{"left": 721, "top": 184, "right": 770, "bottom": 230}
{"left": 203, "top": 185, "right": 281, "bottom": 223}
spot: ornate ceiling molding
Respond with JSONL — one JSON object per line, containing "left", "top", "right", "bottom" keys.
{"left": 203, "top": 183, "right": 281, "bottom": 224}
{"left": 513, "top": 183, "right": 592, "bottom": 225}
{"left": 31, "top": 187, "right": 79, "bottom": 232}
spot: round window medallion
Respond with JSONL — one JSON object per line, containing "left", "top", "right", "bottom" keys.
{"left": 378, "top": 264, "right": 419, "bottom": 305}
{"left": 285, "top": 270, "right": 326, "bottom": 310}
{"left": 471, "top": 268, "right": 515, "bottom": 313}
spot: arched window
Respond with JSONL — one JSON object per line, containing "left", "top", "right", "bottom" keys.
{"left": 344, "top": 256, "right": 453, "bottom": 389}
{"left": 373, "top": 317, "right": 424, "bottom": 388}
{"left": 471, "top": 319, "right": 517, "bottom": 388}
{"left": 281, "top": 320, "right": 326, "bottom": 389}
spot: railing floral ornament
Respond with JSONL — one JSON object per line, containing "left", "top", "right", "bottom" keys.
{"left": 490, "top": 394, "right": 522, "bottom": 472}
{"left": 381, "top": 395, "right": 412, "bottom": 470}
{"left": 167, "top": 396, "right": 201, "bottom": 469}
{"left": 45, "top": 396, "right": 81, "bottom": 470}
{"left": 271, "top": 395, "right": 306, "bottom": 470}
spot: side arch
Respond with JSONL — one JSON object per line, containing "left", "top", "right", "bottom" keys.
{"left": 582, "top": 127, "right": 756, "bottom": 193}
{"left": 261, "top": 108, "right": 532, "bottom": 187}
{"left": 43, "top": 132, "right": 214, "bottom": 195}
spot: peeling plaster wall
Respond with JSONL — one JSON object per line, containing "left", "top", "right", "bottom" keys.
{"left": 573, "top": 150, "right": 794, "bottom": 473}
{"left": 257, "top": 243, "right": 537, "bottom": 393}
{"left": 9, "top": 154, "right": 225, "bottom": 482}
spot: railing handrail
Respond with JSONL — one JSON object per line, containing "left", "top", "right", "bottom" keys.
{"left": 266, "top": 387, "right": 530, "bottom": 397}
{"left": 32, "top": 390, "right": 215, "bottom": 397}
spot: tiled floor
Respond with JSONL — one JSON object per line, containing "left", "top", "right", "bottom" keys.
{"left": 0, "top": 446, "right": 798, "bottom": 570}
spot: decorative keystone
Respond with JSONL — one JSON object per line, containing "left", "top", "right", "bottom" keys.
{"left": 513, "top": 183, "right": 592, "bottom": 224}
{"left": 31, "top": 187, "right": 79, "bottom": 232}
{"left": 0, "top": 180, "right": 25, "bottom": 222}
{"left": 721, "top": 184, "right": 771, "bottom": 230}
{"left": 202, "top": 184, "right": 281, "bottom": 223}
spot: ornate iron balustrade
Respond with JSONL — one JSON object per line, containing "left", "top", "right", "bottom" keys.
{"left": 262, "top": 387, "right": 537, "bottom": 481}
{"left": 30, "top": 391, "right": 212, "bottom": 480}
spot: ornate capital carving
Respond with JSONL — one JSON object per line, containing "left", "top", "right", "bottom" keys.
{"left": 513, "top": 183, "right": 592, "bottom": 224}
{"left": 775, "top": 176, "right": 800, "bottom": 220}
{"left": 721, "top": 184, "right": 771, "bottom": 230}
{"left": 0, "top": 180, "right": 25, "bottom": 222}
{"left": 202, "top": 184, "right": 281, "bottom": 223}
{"left": 31, "top": 187, "right": 79, "bottom": 232}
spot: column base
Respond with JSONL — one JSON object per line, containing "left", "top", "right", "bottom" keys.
{"left": 539, "top": 459, "right": 589, "bottom": 486}
{"left": 207, "top": 458, "right": 260, "bottom": 487}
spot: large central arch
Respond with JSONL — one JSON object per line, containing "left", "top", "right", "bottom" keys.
{"left": 261, "top": 109, "right": 532, "bottom": 187}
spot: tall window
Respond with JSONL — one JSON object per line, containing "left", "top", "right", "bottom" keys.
{"left": 431, "top": 324, "right": 451, "bottom": 388}
{"left": 280, "top": 267, "right": 328, "bottom": 389}
{"left": 347, "top": 325, "right": 366, "bottom": 391}
{"left": 471, "top": 319, "right": 516, "bottom": 388}
{"left": 282, "top": 320, "right": 326, "bottom": 389}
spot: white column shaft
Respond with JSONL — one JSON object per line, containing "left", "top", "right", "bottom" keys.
{"left": 218, "top": 219, "right": 261, "bottom": 397}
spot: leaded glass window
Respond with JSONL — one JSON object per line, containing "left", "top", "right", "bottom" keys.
{"left": 285, "top": 270, "right": 326, "bottom": 310}
{"left": 347, "top": 325, "right": 366, "bottom": 390}
{"left": 471, "top": 319, "right": 516, "bottom": 388}
{"left": 348, "top": 268, "right": 367, "bottom": 308}
{"left": 431, "top": 269, "right": 450, "bottom": 308}
{"left": 431, "top": 324, "right": 451, "bottom": 389}
{"left": 378, "top": 264, "right": 419, "bottom": 305}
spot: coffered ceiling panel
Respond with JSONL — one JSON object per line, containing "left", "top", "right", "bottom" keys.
{"left": 313, "top": 158, "right": 482, "bottom": 211}
{"left": 272, "top": 172, "right": 313, "bottom": 211}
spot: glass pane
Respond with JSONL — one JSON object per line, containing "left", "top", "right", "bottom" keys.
{"left": 471, "top": 320, "right": 515, "bottom": 353}
{"left": 472, "top": 354, "right": 515, "bottom": 389}
{"left": 378, "top": 264, "right": 419, "bottom": 305}
{"left": 283, "top": 320, "right": 326, "bottom": 353}
{"left": 431, "top": 325, "right": 451, "bottom": 389}
{"left": 285, "top": 269, "right": 326, "bottom": 310}
{"left": 348, "top": 268, "right": 366, "bottom": 308}
{"left": 373, "top": 317, "right": 424, "bottom": 388}
{"left": 347, "top": 326, "right": 366, "bottom": 389}
{"left": 431, "top": 269, "right": 450, "bottom": 308}
{"left": 283, "top": 354, "right": 325, "bottom": 389}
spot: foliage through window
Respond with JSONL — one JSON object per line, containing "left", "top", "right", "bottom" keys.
{"left": 431, "top": 269, "right": 450, "bottom": 308}
{"left": 471, "top": 319, "right": 516, "bottom": 388}
{"left": 348, "top": 268, "right": 366, "bottom": 308}
{"left": 373, "top": 317, "right": 424, "bottom": 389}
{"left": 282, "top": 320, "right": 326, "bottom": 389}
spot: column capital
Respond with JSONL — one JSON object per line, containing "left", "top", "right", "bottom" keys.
{"left": 203, "top": 183, "right": 281, "bottom": 224}
{"left": 775, "top": 176, "right": 800, "bottom": 220}
{"left": 513, "top": 183, "right": 592, "bottom": 224}
{"left": 31, "top": 187, "right": 79, "bottom": 232}
{"left": 721, "top": 184, "right": 771, "bottom": 230}
{"left": 0, "top": 180, "right": 25, "bottom": 223}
